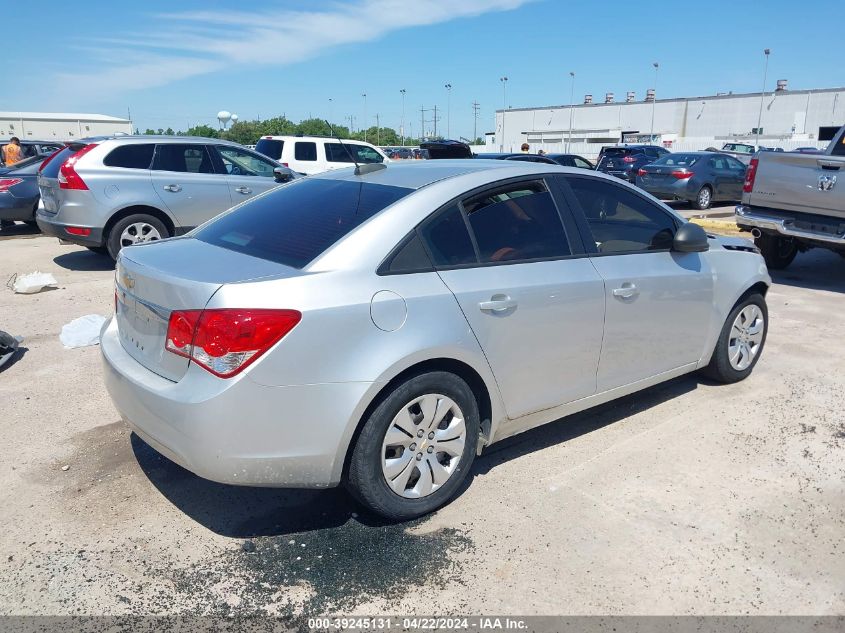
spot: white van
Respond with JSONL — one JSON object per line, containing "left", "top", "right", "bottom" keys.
{"left": 254, "top": 135, "right": 390, "bottom": 175}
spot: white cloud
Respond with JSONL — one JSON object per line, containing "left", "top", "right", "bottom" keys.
{"left": 56, "top": 0, "right": 535, "bottom": 96}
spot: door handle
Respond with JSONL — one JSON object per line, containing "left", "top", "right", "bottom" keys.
{"left": 163, "top": 184, "right": 182, "bottom": 193}
{"left": 612, "top": 283, "right": 639, "bottom": 299}
{"left": 235, "top": 186, "right": 252, "bottom": 195}
{"left": 479, "top": 296, "right": 518, "bottom": 313}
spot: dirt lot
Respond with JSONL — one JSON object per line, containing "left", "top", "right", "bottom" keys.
{"left": 1, "top": 227, "right": 843, "bottom": 620}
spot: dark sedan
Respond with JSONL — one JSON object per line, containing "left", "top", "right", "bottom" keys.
{"left": 635, "top": 151, "right": 747, "bottom": 210}
{"left": 544, "top": 153, "right": 594, "bottom": 169}
{"left": 475, "top": 152, "right": 559, "bottom": 164}
{"left": 0, "top": 153, "right": 49, "bottom": 229}
{"left": 596, "top": 145, "right": 670, "bottom": 183}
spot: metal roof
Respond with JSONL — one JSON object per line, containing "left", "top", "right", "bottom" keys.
{"left": 0, "top": 112, "right": 131, "bottom": 122}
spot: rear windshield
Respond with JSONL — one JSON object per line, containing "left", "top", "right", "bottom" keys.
{"left": 194, "top": 178, "right": 413, "bottom": 268}
{"left": 39, "top": 147, "right": 76, "bottom": 178}
{"left": 653, "top": 153, "right": 700, "bottom": 167}
{"left": 602, "top": 147, "right": 639, "bottom": 157}
{"left": 255, "top": 138, "right": 284, "bottom": 160}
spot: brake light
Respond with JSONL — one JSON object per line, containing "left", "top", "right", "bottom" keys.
{"left": 65, "top": 226, "right": 92, "bottom": 236}
{"left": 281, "top": 162, "right": 289, "bottom": 167}
{"left": 637, "top": 168, "right": 647, "bottom": 177}
{"left": 0, "top": 178, "right": 23, "bottom": 192}
{"left": 622, "top": 155, "right": 636, "bottom": 163}
{"left": 38, "top": 147, "right": 64, "bottom": 173}
{"left": 165, "top": 308, "right": 301, "bottom": 378}
{"left": 743, "top": 158, "right": 759, "bottom": 193}
{"left": 58, "top": 143, "right": 97, "bottom": 190}
{"left": 671, "top": 170, "right": 693, "bottom": 179}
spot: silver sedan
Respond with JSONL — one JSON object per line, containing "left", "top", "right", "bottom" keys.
{"left": 102, "top": 160, "right": 771, "bottom": 520}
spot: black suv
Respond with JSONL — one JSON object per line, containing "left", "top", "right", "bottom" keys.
{"left": 596, "top": 145, "right": 669, "bottom": 183}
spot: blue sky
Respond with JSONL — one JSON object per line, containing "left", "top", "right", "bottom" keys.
{"left": 6, "top": 0, "right": 844, "bottom": 139}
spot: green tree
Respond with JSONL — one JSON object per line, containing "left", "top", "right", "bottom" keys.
{"left": 185, "top": 124, "right": 219, "bottom": 138}
{"left": 221, "top": 120, "right": 263, "bottom": 146}
{"left": 143, "top": 128, "right": 156, "bottom": 135}
{"left": 164, "top": 127, "right": 175, "bottom": 136}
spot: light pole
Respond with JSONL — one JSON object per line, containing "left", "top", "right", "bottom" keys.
{"left": 444, "top": 83, "right": 452, "bottom": 138}
{"left": 500, "top": 76, "right": 508, "bottom": 151}
{"left": 328, "top": 98, "right": 333, "bottom": 125}
{"left": 567, "top": 71, "right": 575, "bottom": 153}
{"left": 755, "top": 49, "right": 771, "bottom": 148}
{"left": 650, "top": 62, "right": 659, "bottom": 144}
{"left": 361, "top": 93, "right": 368, "bottom": 141}
{"left": 400, "top": 89, "right": 406, "bottom": 146}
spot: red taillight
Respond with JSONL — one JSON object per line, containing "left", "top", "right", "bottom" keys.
{"left": 281, "top": 162, "right": 289, "bottom": 167}
{"left": 38, "top": 147, "right": 64, "bottom": 173}
{"left": 623, "top": 155, "right": 636, "bottom": 163}
{"left": 58, "top": 143, "right": 97, "bottom": 190}
{"left": 165, "top": 308, "right": 301, "bottom": 378}
{"left": 671, "top": 170, "right": 693, "bottom": 179}
{"left": 637, "top": 168, "right": 647, "bottom": 177}
{"left": 65, "top": 226, "right": 91, "bottom": 236}
{"left": 0, "top": 178, "right": 23, "bottom": 192}
{"left": 743, "top": 158, "right": 759, "bottom": 193}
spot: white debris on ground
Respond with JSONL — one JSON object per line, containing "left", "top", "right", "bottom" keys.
{"left": 9, "top": 271, "right": 58, "bottom": 295}
{"left": 60, "top": 314, "right": 108, "bottom": 349}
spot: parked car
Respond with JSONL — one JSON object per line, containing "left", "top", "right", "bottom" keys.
{"left": 36, "top": 136, "right": 297, "bottom": 259}
{"left": 475, "top": 152, "right": 559, "bottom": 164}
{"left": 596, "top": 145, "right": 670, "bottom": 182}
{"left": 717, "top": 142, "right": 766, "bottom": 165}
{"left": 545, "top": 153, "right": 595, "bottom": 170}
{"left": 636, "top": 151, "right": 747, "bottom": 210}
{"left": 0, "top": 140, "right": 62, "bottom": 167}
{"left": 0, "top": 153, "right": 50, "bottom": 229}
{"left": 102, "top": 159, "right": 770, "bottom": 520}
{"left": 736, "top": 124, "right": 845, "bottom": 269}
{"left": 255, "top": 135, "right": 389, "bottom": 175}
{"left": 790, "top": 147, "right": 824, "bottom": 154}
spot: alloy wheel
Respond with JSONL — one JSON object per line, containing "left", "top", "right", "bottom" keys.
{"left": 381, "top": 393, "right": 466, "bottom": 499}
{"left": 728, "top": 304, "right": 765, "bottom": 371}
{"left": 120, "top": 222, "right": 162, "bottom": 247}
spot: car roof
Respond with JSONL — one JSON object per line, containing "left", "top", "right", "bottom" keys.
{"left": 308, "top": 158, "right": 575, "bottom": 190}
{"left": 70, "top": 135, "right": 245, "bottom": 146}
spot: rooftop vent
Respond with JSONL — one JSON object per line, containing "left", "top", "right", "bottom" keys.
{"left": 645, "top": 89, "right": 656, "bottom": 102}
{"left": 605, "top": 92, "right": 615, "bottom": 104}
{"left": 626, "top": 91, "right": 636, "bottom": 103}
{"left": 776, "top": 79, "right": 788, "bottom": 91}
{"left": 584, "top": 94, "right": 593, "bottom": 104}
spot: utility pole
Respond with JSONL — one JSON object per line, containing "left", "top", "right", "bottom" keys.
{"left": 472, "top": 101, "right": 480, "bottom": 143}
{"left": 420, "top": 105, "right": 425, "bottom": 141}
{"left": 361, "top": 93, "right": 367, "bottom": 142}
{"left": 433, "top": 104, "right": 438, "bottom": 138}
{"left": 755, "top": 49, "right": 771, "bottom": 148}
{"left": 650, "top": 62, "right": 659, "bottom": 144}
{"left": 375, "top": 113, "right": 380, "bottom": 146}
{"left": 499, "top": 76, "right": 508, "bottom": 151}
{"left": 347, "top": 115, "right": 355, "bottom": 134}
{"left": 567, "top": 72, "right": 575, "bottom": 153}
{"left": 400, "top": 89, "right": 406, "bottom": 146}
{"left": 444, "top": 83, "right": 452, "bottom": 138}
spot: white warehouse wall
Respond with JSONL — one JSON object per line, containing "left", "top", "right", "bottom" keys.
{"left": 0, "top": 113, "right": 133, "bottom": 141}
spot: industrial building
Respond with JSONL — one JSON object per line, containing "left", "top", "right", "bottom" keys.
{"left": 487, "top": 83, "right": 845, "bottom": 157}
{"left": 0, "top": 112, "right": 133, "bottom": 141}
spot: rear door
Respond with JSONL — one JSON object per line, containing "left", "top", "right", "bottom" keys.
{"left": 722, "top": 156, "right": 747, "bottom": 200}
{"left": 564, "top": 175, "right": 714, "bottom": 391}
{"left": 211, "top": 144, "right": 280, "bottom": 204}
{"left": 287, "top": 140, "right": 320, "bottom": 174}
{"left": 425, "top": 178, "right": 606, "bottom": 420}
{"left": 149, "top": 143, "right": 232, "bottom": 229}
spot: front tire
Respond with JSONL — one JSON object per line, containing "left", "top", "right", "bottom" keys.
{"left": 693, "top": 185, "right": 713, "bottom": 210}
{"left": 701, "top": 293, "right": 768, "bottom": 384}
{"left": 347, "top": 371, "right": 479, "bottom": 521}
{"left": 106, "top": 214, "right": 169, "bottom": 260}
{"left": 755, "top": 233, "right": 798, "bottom": 270}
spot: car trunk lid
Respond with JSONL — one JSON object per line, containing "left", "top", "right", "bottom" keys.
{"left": 115, "top": 238, "right": 301, "bottom": 382}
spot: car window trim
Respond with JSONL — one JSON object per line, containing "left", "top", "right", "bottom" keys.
{"left": 558, "top": 173, "right": 682, "bottom": 257}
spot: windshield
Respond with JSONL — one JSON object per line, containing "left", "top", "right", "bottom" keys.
{"left": 723, "top": 143, "right": 754, "bottom": 153}
{"left": 653, "top": 154, "right": 700, "bottom": 167}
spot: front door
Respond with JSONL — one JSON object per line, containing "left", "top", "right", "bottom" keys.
{"left": 419, "top": 179, "right": 606, "bottom": 420}
{"left": 149, "top": 143, "right": 232, "bottom": 230}
{"left": 212, "top": 145, "right": 280, "bottom": 205}
{"left": 565, "top": 175, "right": 714, "bottom": 392}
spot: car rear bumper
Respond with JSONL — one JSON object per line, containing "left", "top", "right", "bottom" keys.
{"left": 36, "top": 210, "right": 104, "bottom": 246}
{"left": 735, "top": 205, "right": 845, "bottom": 246}
{"left": 636, "top": 179, "right": 694, "bottom": 200}
{"left": 0, "top": 200, "right": 37, "bottom": 221}
{"left": 100, "top": 316, "right": 373, "bottom": 488}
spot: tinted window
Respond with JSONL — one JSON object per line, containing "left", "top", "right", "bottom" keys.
{"left": 216, "top": 146, "right": 276, "bottom": 177}
{"left": 255, "top": 138, "right": 284, "bottom": 160}
{"left": 708, "top": 156, "right": 729, "bottom": 170}
{"left": 654, "top": 153, "right": 700, "bottom": 167}
{"left": 574, "top": 157, "right": 592, "bottom": 169}
{"left": 603, "top": 147, "right": 637, "bottom": 157}
{"left": 195, "top": 179, "right": 412, "bottom": 268}
{"left": 831, "top": 135, "right": 845, "bottom": 156}
{"left": 294, "top": 142, "right": 317, "bottom": 161}
{"left": 568, "top": 177, "right": 677, "bottom": 254}
{"left": 152, "top": 144, "right": 214, "bottom": 173}
{"left": 419, "top": 204, "right": 476, "bottom": 267}
{"left": 103, "top": 144, "right": 155, "bottom": 169}
{"left": 725, "top": 156, "right": 746, "bottom": 170}
{"left": 39, "top": 147, "right": 75, "bottom": 178}
{"left": 382, "top": 234, "right": 433, "bottom": 274}
{"left": 463, "top": 181, "right": 570, "bottom": 263}
{"left": 325, "top": 143, "right": 384, "bottom": 164}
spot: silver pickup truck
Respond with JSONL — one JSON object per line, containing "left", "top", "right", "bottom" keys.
{"left": 735, "top": 125, "right": 844, "bottom": 269}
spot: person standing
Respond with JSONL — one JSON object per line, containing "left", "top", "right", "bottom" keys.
{"left": 2, "top": 137, "right": 22, "bottom": 166}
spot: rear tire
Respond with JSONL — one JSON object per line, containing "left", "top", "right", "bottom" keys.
{"left": 106, "top": 214, "right": 169, "bottom": 260}
{"left": 755, "top": 233, "right": 797, "bottom": 270}
{"left": 701, "top": 293, "right": 768, "bottom": 384}
{"left": 693, "top": 185, "right": 713, "bottom": 210}
{"left": 347, "top": 371, "right": 479, "bottom": 521}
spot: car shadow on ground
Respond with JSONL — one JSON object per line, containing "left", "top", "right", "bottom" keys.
{"left": 132, "top": 375, "right": 698, "bottom": 538}
{"left": 53, "top": 250, "right": 115, "bottom": 272}
{"left": 0, "top": 223, "right": 40, "bottom": 240}
{"left": 770, "top": 248, "right": 845, "bottom": 293}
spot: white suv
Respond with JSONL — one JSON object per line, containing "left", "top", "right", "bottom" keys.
{"left": 254, "top": 135, "right": 389, "bottom": 175}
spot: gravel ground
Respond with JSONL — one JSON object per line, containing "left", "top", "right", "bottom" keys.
{"left": 0, "top": 229, "right": 843, "bottom": 623}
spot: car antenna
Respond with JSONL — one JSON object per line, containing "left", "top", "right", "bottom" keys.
{"left": 325, "top": 119, "right": 386, "bottom": 176}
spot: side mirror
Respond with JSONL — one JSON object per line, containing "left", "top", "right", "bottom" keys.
{"left": 673, "top": 222, "right": 709, "bottom": 253}
{"left": 274, "top": 166, "right": 293, "bottom": 183}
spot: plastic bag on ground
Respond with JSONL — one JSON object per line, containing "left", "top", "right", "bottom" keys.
{"left": 60, "top": 315, "right": 107, "bottom": 349}
{"left": 10, "top": 271, "right": 58, "bottom": 294}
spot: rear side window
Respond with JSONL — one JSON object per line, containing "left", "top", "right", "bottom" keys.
{"left": 103, "top": 144, "right": 155, "bottom": 169}
{"left": 294, "top": 142, "right": 317, "bottom": 161}
{"left": 463, "top": 181, "right": 570, "bottom": 263}
{"left": 195, "top": 179, "right": 412, "bottom": 268}
{"left": 39, "top": 147, "right": 76, "bottom": 178}
{"left": 380, "top": 234, "right": 433, "bottom": 274}
{"left": 255, "top": 138, "right": 284, "bottom": 160}
{"left": 152, "top": 144, "right": 214, "bottom": 173}
{"left": 325, "top": 143, "right": 384, "bottom": 164}
{"left": 831, "top": 135, "right": 845, "bottom": 156}
{"left": 419, "top": 204, "right": 477, "bottom": 267}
